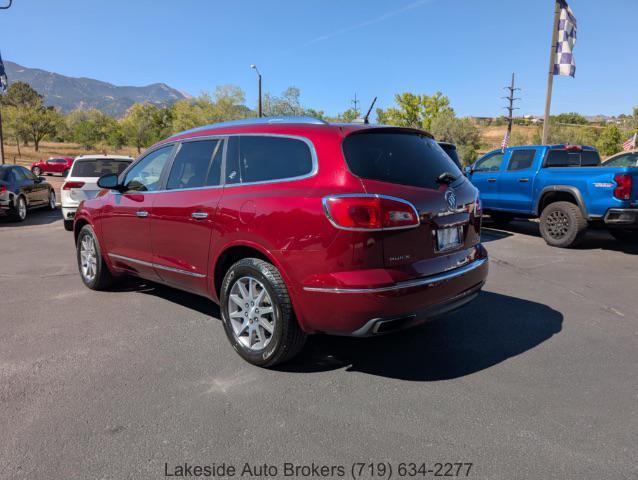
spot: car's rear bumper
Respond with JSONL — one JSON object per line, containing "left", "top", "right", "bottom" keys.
{"left": 61, "top": 205, "right": 78, "bottom": 220}
{"left": 297, "top": 248, "right": 489, "bottom": 335}
{"left": 604, "top": 208, "right": 638, "bottom": 226}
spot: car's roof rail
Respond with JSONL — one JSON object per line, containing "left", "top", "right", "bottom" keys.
{"left": 169, "top": 116, "right": 328, "bottom": 139}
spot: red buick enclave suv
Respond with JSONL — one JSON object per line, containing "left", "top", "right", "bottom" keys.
{"left": 73, "top": 117, "right": 488, "bottom": 366}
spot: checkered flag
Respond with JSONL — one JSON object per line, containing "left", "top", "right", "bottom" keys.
{"left": 553, "top": 0, "right": 577, "bottom": 77}
{"left": 0, "top": 51, "right": 7, "bottom": 92}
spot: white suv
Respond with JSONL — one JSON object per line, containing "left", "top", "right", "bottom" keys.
{"left": 61, "top": 154, "right": 133, "bottom": 231}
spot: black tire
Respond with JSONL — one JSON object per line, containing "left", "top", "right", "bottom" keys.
{"left": 609, "top": 229, "right": 637, "bottom": 244}
{"left": 539, "top": 201, "right": 587, "bottom": 248}
{"left": 489, "top": 211, "right": 515, "bottom": 225}
{"left": 64, "top": 219, "right": 74, "bottom": 231}
{"left": 76, "top": 224, "right": 116, "bottom": 290}
{"left": 11, "top": 196, "right": 27, "bottom": 222}
{"left": 48, "top": 189, "right": 56, "bottom": 210}
{"left": 32, "top": 166, "right": 41, "bottom": 176}
{"left": 220, "top": 258, "right": 306, "bottom": 367}
{"left": 63, "top": 169, "right": 70, "bottom": 177}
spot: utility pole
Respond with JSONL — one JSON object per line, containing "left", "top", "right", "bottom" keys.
{"left": 542, "top": 0, "right": 562, "bottom": 144}
{"left": 502, "top": 72, "right": 521, "bottom": 136}
{"left": 351, "top": 93, "right": 360, "bottom": 117}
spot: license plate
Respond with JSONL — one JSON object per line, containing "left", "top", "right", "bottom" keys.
{"left": 436, "top": 226, "right": 463, "bottom": 251}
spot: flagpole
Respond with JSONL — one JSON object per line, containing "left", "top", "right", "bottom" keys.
{"left": 0, "top": 102, "right": 5, "bottom": 165}
{"left": 542, "top": 0, "right": 562, "bottom": 145}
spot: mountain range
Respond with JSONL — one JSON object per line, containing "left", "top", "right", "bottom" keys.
{"left": 3, "top": 60, "right": 189, "bottom": 117}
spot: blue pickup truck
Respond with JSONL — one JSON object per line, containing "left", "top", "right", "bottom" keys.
{"left": 466, "top": 144, "right": 638, "bottom": 247}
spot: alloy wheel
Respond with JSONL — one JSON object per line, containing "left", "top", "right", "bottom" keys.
{"left": 227, "top": 276, "right": 275, "bottom": 351}
{"left": 32, "top": 167, "right": 41, "bottom": 176}
{"left": 546, "top": 210, "right": 570, "bottom": 239}
{"left": 80, "top": 234, "right": 98, "bottom": 282}
{"left": 17, "top": 198, "right": 27, "bottom": 220}
{"left": 49, "top": 191, "right": 56, "bottom": 209}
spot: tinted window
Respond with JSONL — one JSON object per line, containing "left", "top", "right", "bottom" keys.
{"left": 18, "top": 167, "right": 35, "bottom": 181}
{"left": 226, "top": 136, "right": 313, "bottom": 185}
{"left": 545, "top": 149, "right": 601, "bottom": 167}
{"left": 167, "top": 140, "right": 223, "bottom": 190}
{"left": 123, "top": 146, "right": 173, "bottom": 192}
{"left": 605, "top": 153, "right": 638, "bottom": 167}
{"left": 507, "top": 150, "right": 535, "bottom": 171}
{"left": 71, "top": 159, "right": 131, "bottom": 177}
{"left": 474, "top": 152, "right": 504, "bottom": 172}
{"left": 0, "top": 167, "right": 10, "bottom": 181}
{"left": 343, "top": 132, "right": 461, "bottom": 189}
{"left": 439, "top": 143, "right": 461, "bottom": 168}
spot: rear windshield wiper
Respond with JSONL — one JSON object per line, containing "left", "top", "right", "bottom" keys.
{"left": 436, "top": 171, "right": 458, "bottom": 185}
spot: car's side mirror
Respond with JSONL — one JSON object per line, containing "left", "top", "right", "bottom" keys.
{"left": 464, "top": 166, "right": 473, "bottom": 176}
{"left": 97, "top": 173, "right": 122, "bottom": 191}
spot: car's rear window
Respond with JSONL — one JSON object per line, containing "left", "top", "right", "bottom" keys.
{"left": 71, "top": 159, "right": 131, "bottom": 177}
{"left": 343, "top": 132, "right": 462, "bottom": 189}
{"left": 0, "top": 167, "right": 9, "bottom": 181}
{"left": 545, "top": 149, "right": 601, "bottom": 167}
{"left": 439, "top": 144, "right": 462, "bottom": 168}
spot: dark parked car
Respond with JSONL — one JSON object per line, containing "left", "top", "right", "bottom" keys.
{"left": 0, "top": 165, "right": 57, "bottom": 222}
{"left": 438, "top": 142, "right": 462, "bottom": 169}
{"left": 74, "top": 117, "right": 488, "bottom": 367}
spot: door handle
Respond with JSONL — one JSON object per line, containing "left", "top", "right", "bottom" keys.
{"left": 518, "top": 178, "right": 530, "bottom": 183}
{"left": 487, "top": 178, "right": 497, "bottom": 183}
{"left": 191, "top": 211, "right": 208, "bottom": 220}
{"left": 136, "top": 210, "right": 149, "bottom": 218}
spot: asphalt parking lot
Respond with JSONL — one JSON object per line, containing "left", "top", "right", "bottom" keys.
{"left": 1, "top": 212, "right": 637, "bottom": 480}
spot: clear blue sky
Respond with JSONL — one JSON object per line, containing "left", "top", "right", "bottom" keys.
{"left": 1, "top": 0, "right": 636, "bottom": 117}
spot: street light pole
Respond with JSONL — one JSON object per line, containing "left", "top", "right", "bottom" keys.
{"left": 251, "top": 64, "right": 262, "bottom": 117}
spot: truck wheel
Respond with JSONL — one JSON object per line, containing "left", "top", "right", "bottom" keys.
{"left": 609, "top": 229, "right": 637, "bottom": 244}
{"left": 489, "top": 212, "right": 515, "bottom": 225}
{"left": 220, "top": 258, "right": 306, "bottom": 368}
{"left": 540, "top": 201, "right": 587, "bottom": 248}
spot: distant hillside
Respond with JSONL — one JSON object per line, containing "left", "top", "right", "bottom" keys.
{"left": 4, "top": 60, "right": 189, "bottom": 117}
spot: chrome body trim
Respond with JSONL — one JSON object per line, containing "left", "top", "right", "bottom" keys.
{"left": 303, "top": 257, "right": 488, "bottom": 294}
{"left": 108, "top": 253, "right": 207, "bottom": 278}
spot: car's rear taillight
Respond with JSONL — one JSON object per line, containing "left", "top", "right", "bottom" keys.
{"left": 0, "top": 185, "right": 6, "bottom": 194}
{"left": 63, "top": 181, "right": 85, "bottom": 190}
{"left": 323, "top": 195, "right": 420, "bottom": 231}
{"left": 613, "top": 174, "right": 633, "bottom": 200}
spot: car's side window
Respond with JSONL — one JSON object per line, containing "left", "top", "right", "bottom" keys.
{"left": 474, "top": 153, "right": 504, "bottom": 172}
{"left": 123, "top": 146, "right": 173, "bottom": 193}
{"left": 236, "top": 135, "right": 313, "bottom": 184}
{"left": 166, "top": 139, "right": 223, "bottom": 190}
{"left": 10, "top": 168, "right": 24, "bottom": 183}
{"left": 17, "top": 167, "right": 35, "bottom": 181}
{"left": 507, "top": 150, "right": 536, "bottom": 171}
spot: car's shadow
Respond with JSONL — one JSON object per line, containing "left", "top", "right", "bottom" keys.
{"left": 107, "top": 280, "right": 562, "bottom": 382}
{"left": 0, "top": 209, "right": 61, "bottom": 227}
{"left": 279, "top": 291, "right": 563, "bottom": 381}
{"left": 483, "top": 219, "right": 638, "bottom": 254}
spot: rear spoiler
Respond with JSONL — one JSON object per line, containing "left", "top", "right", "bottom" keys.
{"left": 345, "top": 126, "right": 435, "bottom": 140}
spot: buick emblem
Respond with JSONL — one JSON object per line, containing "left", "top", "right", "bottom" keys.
{"left": 445, "top": 190, "right": 457, "bottom": 211}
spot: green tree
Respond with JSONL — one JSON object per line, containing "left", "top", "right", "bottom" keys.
{"left": 16, "top": 106, "right": 62, "bottom": 151}
{"left": 552, "top": 112, "right": 589, "bottom": 125}
{"left": 0, "top": 81, "right": 43, "bottom": 109}
{"left": 121, "top": 103, "right": 160, "bottom": 153}
{"left": 596, "top": 124, "right": 622, "bottom": 156}
{"left": 326, "top": 108, "right": 359, "bottom": 123}
{"left": 263, "top": 87, "right": 305, "bottom": 116}
{"left": 430, "top": 112, "right": 481, "bottom": 165}
{"left": 376, "top": 92, "right": 454, "bottom": 131}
